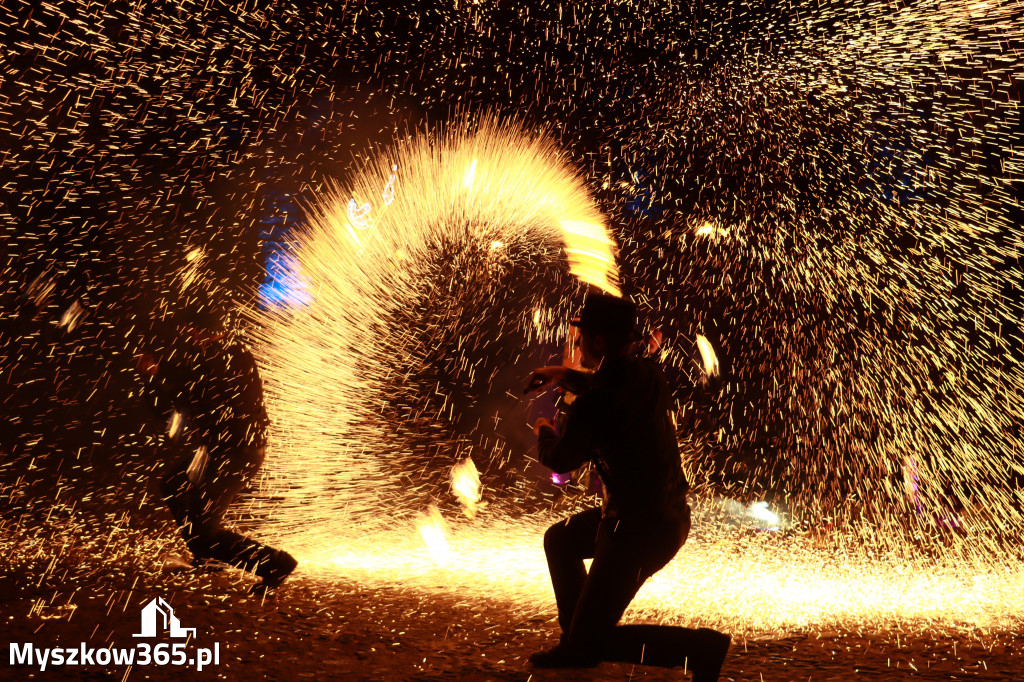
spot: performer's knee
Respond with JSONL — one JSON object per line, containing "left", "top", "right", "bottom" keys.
{"left": 543, "top": 521, "right": 568, "bottom": 557}
{"left": 192, "top": 521, "right": 220, "bottom": 549}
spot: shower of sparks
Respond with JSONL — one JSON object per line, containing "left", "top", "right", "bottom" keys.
{"left": 1, "top": 0, "right": 1023, "bottom": 646}
{"left": 300, "top": 516, "right": 1024, "bottom": 636}
{"left": 594, "top": 0, "right": 1024, "bottom": 555}
{"left": 250, "top": 118, "right": 620, "bottom": 550}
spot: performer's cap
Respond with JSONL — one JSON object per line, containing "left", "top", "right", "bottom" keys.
{"left": 570, "top": 293, "right": 639, "bottom": 340}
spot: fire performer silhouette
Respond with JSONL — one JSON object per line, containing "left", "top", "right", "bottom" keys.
{"left": 524, "top": 293, "right": 729, "bottom": 679}
{"left": 136, "top": 303, "right": 296, "bottom": 594}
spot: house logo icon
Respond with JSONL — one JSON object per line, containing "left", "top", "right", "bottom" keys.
{"left": 133, "top": 597, "right": 197, "bottom": 638}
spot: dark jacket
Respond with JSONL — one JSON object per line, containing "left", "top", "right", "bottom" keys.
{"left": 149, "top": 333, "right": 269, "bottom": 448}
{"left": 538, "top": 354, "right": 689, "bottom": 520}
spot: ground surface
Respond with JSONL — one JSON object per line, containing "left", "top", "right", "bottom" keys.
{"left": 2, "top": 523, "right": 1022, "bottom": 682}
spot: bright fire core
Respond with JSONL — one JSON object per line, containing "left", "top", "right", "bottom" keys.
{"left": 298, "top": 517, "right": 1024, "bottom": 637}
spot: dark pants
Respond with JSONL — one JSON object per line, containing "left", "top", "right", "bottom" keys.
{"left": 544, "top": 505, "right": 694, "bottom": 659}
{"left": 160, "top": 443, "right": 282, "bottom": 578}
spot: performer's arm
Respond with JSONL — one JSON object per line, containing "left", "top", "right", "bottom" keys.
{"left": 535, "top": 394, "right": 597, "bottom": 474}
{"left": 524, "top": 366, "right": 594, "bottom": 395}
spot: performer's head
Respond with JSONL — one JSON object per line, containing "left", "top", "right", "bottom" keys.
{"left": 570, "top": 293, "right": 638, "bottom": 369}
{"left": 177, "top": 291, "right": 229, "bottom": 342}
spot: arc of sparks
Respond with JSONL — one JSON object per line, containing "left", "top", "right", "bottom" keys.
{"left": 251, "top": 117, "right": 621, "bottom": 551}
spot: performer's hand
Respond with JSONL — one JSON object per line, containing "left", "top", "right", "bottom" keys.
{"left": 524, "top": 366, "right": 568, "bottom": 394}
{"left": 533, "top": 417, "right": 555, "bottom": 436}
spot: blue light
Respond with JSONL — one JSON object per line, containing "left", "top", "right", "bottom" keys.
{"left": 258, "top": 189, "right": 312, "bottom": 309}
{"left": 258, "top": 253, "right": 312, "bottom": 308}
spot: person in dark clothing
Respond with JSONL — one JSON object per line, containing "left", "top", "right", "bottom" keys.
{"left": 524, "top": 293, "right": 729, "bottom": 680}
{"left": 137, "top": 312, "right": 296, "bottom": 594}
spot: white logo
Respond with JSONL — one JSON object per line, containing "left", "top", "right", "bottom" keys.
{"left": 11, "top": 597, "right": 219, "bottom": 671}
{"left": 133, "top": 598, "right": 196, "bottom": 639}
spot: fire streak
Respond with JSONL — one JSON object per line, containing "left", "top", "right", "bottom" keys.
{"left": 251, "top": 119, "right": 621, "bottom": 551}
{"left": 301, "top": 516, "right": 1024, "bottom": 637}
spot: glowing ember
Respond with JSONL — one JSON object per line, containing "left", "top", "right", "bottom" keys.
{"left": 695, "top": 334, "right": 720, "bottom": 381}
{"left": 463, "top": 158, "right": 478, "bottom": 188}
{"left": 167, "top": 411, "right": 186, "bottom": 442}
{"left": 450, "top": 457, "right": 483, "bottom": 520}
{"left": 59, "top": 301, "right": 86, "bottom": 332}
{"left": 748, "top": 501, "right": 780, "bottom": 527}
{"left": 416, "top": 505, "right": 453, "bottom": 568}
{"left": 695, "top": 220, "right": 729, "bottom": 238}
{"left": 176, "top": 247, "right": 207, "bottom": 291}
{"left": 551, "top": 472, "right": 571, "bottom": 486}
{"left": 558, "top": 218, "right": 621, "bottom": 297}
{"left": 186, "top": 446, "right": 208, "bottom": 484}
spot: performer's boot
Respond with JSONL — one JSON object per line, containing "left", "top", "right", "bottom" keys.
{"left": 251, "top": 548, "right": 298, "bottom": 595}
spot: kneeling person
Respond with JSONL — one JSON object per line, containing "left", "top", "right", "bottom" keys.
{"left": 525, "top": 293, "right": 728, "bottom": 679}
{"left": 138, "top": 310, "right": 295, "bottom": 593}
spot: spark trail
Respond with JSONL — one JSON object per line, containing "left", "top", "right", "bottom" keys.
{"left": 1, "top": 0, "right": 1023, "bottom": 638}
{"left": 251, "top": 119, "right": 619, "bottom": 551}
{"left": 608, "top": 0, "right": 1024, "bottom": 554}
{"left": 251, "top": 1, "right": 1024, "bottom": 561}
